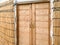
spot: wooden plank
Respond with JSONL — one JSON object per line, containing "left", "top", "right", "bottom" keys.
{"left": 35, "top": 3, "right": 50, "bottom": 45}
{"left": 17, "top": 4, "right": 32, "bottom": 45}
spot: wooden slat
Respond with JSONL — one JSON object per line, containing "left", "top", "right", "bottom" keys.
{"left": 36, "top": 3, "right": 50, "bottom": 45}
{"left": 17, "top": 4, "right": 32, "bottom": 45}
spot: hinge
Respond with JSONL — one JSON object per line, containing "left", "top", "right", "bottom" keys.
{"left": 0, "top": 9, "right": 14, "bottom": 12}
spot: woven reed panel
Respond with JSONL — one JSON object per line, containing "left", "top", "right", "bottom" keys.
{"left": 17, "top": 4, "right": 32, "bottom": 45}
{"left": 0, "top": 1, "right": 15, "bottom": 45}
{"left": 53, "top": 1, "right": 60, "bottom": 45}
{"left": 35, "top": 3, "right": 50, "bottom": 45}
{"left": 54, "top": 2, "right": 60, "bottom": 7}
{"left": 0, "top": 12, "right": 15, "bottom": 45}
{"left": 0, "top": 1, "right": 13, "bottom": 10}
{"left": 53, "top": 19, "right": 60, "bottom": 26}
{"left": 0, "top": 4, "right": 13, "bottom": 10}
{"left": 53, "top": 27, "right": 60, "bottom": 35}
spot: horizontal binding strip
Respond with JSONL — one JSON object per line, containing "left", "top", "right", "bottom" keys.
{"left": 52, "top": 7, "right": 60, "bottom": 9}
{"left": 0, "top": 1, "right": 14, "bottom": 8}
{"left": 0, "top": 21, "right": 14, "bottom": 24}
{"left": 53, "top": 26, "right": 60, "bottom": 27}
{"left": 0, "top": 9, "right": 14, "bottom": 12}
{"left": 52, "top": 7, "right": 60, "bottom": 11}
{"left": 0, "top": 16, "right": 14, "bottom": 18}
{"left": 53, "top": 18, "right": 60, "bottom": 19}
{"left": 53, "top": 35, "right": 60, "bottom": 36}
{"left": 54, "top": 9, "right": 60, "bottom": 11}
{"left": 54, "top": 0, "right": 60, "bottom": 2}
